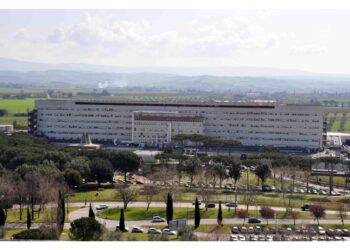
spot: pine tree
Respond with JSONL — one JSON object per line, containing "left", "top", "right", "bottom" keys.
{"left": 26, "top": 207, "right": 31, "bottom": 230}
{"left": 166, "top": 192, "right": 173, "bottom": 224}
{"left": 194, "top": 197, "right": 200, "bottom": 229}
{"left": 217, "top": 200, "right": 223, "bottom": 226}
{"left": 89, "top": 202, "right": 95, "bottom": 219}
{"left": 56, "top": 191, "right": 65, "bottom": 238}
{"left": 119, "top": 209, "right": 125, "bottom": 232}
{"left": 0, "top": 208, "right": 6, "bottom": 226}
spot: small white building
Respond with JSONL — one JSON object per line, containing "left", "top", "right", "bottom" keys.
{"left": 0, "top": 125, "right": 14, "bottom": 134}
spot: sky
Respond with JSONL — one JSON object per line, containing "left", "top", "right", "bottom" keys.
{"left": 0, "top": 9, "right": 349, "bottom": 74}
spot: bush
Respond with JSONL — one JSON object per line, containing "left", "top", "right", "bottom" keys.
{"left": 69, "top": 217, "right": 103, "bottom": 241}
{"left": 13, "top": 229, "right": 55, "bottom": 240}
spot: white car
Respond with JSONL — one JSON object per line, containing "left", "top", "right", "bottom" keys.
{"left": 148, "top": 228, "right": 162, "bottom": 234}
{"left": 95, "top": 204, "right": 109, "bottom": 210}
{"left": 230, "top": 235, "right": 238, "bottom": 241}
{"left": 266, "top": 235, "right": 273, "bottom": 241}
{"left": 238, "top": 235, "right": 246, "bottom": 241}
{"left": 162, "top": 229, "right": 177, "bottom": 235}
{"left": 131, "top": 226, "right": 144, "bottom": 233}
{"left": 317, "top": 226, "right": 326, "bottom": 235}
{"left": 152, "top": 216, "right": 166, "bottom": 223}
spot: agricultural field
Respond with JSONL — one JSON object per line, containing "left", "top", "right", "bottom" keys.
{"left": 0, "top": 98, "right": 40, "bottom": 128}
{"left": 326, "top": 111, "right": 350, "bottom": 133}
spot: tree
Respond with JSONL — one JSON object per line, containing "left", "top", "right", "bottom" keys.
{"left": 56, "top": 190, "right": 65, "bottom": 238}
{"left": 26, "top": 207, "right": 31, "bottom": 230}
{"left": 217, "top": 200, "right": 223, "bottom": 226}
{"left": 178, "top": 226, "right": 198, "bottom": 241}
{"left": 254, "top": 163, "right": 271, "bottom": 187}
{"left": 318, "top": 157, "right": 341, "bottom": 194}
{"left": 89, "top": 202, "right": 95, "bottom": 219}
{"left": 64, "top": 157, "right": 91, "bottom": 181}
{"left": 166, "top": 192, "right": 173, "bottom": 224}
{"left": 211, "top": 162, "right": 227, "bottom": 188}
{"left": 259, "top": 206, "right": 275, "bottom": 225}
{"left": 0, "top": 208, "right": 5, "bottom": 226}
{"left": 309, "top": 205, "right": 326, "bottom": 225}
{"left": 111, "top": 151, "right": 140, "bottom": 184}
{"left": 116, "top": 186, "right": 139, "bottom": 209}
{"left": 182, "top": 157, "right": 201, "bottom": 184}
{"left": 237, "top": 209, "right": 248, "bottom": 225}
{"left": 69, "top": 217, "right": 103, "bottom": 241}
{"left": 89, "top": 158, "right": 114, "bottom": 186}
{"left": 194, "top": 197, "right": 201, "bottom": 229}
{"left": 119, "top": 208, "right": 126, "bottom": 232}
{"left": 290, "top": 211, "right": 300, "bottom": 225}
{"left": 228, "top": 162, "right": 242, "bottom": 210}
{"left": 64, "top": 168, "right": 82, "bottom": 189}
{"left": 143, "top": 184, "right": 160, "bottom": 211}
{"left": 337, "top": 205, "right": 347, "bottom": 225}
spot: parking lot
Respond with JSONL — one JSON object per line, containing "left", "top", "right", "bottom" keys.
{"left": 227, "top": 225, "right": 350, "bottom": 241}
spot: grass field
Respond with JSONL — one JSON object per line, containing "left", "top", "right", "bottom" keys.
{"left": 0, "top": 98, "right": 38, "bottom": 114}
{"left": 6, "top": 206, "right": 81, "bottom": 223}
{"left": 97, "top": 206, "right": 339, "bottom": 221}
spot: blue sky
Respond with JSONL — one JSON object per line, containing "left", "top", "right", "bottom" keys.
{"left": 0, "top": 9, "right": 349, "bottom": 74}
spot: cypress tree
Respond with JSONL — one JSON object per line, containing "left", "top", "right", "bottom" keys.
{"left": 56, "top": 191, "right": 65, "bottom": 238}
{"left": 166, "top": 192, "right": 173, "bottom": 224}
{"left": 0, "top": 208, "right": 6, "bottom": 226}
{"left": 194, "top": 197, "right": 200, "bottom": 229}
{"left": 119, "top": 208, "right": 125, "bottom": 232}
{"left": 89, "top": 202, "right": 95, "bottom": 219}
{"left": 217, "top": 200, "right": 223, "bottom": 226}
{"left": 26, "top": 207, "right": 31, "bottom": 230}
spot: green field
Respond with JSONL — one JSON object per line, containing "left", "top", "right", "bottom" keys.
{"left": 97, "top": 206, "right": 339, "bottom": 221}
{"left": 0, "top": 98, "right": 38, "bottom": 114}
{"left": 6, "top": 207, "right": 81, "bottom": 223}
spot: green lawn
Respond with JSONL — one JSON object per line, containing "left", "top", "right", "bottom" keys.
{"left": 6, "top": 207, "right": 81, "bottom": 223}
{"left": 97, "top": 206, "right": 339, "bottom": 221}
{"left": 0, "top": 98, "right": 38, "bottom": 114}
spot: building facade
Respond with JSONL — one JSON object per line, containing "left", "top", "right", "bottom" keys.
{"left": 29, "top": 99, "right": 326, "bottom": 150}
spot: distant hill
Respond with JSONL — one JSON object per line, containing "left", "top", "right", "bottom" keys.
{"left": 0, "top": 57, "right": 350, "bottom": 92}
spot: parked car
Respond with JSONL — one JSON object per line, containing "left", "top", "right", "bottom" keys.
{"left": 248, "top": 217, "right": 261, "bottom": 224}
{"left": 231, "top": 226, "right": 239, "bottom": 234}
{"left": 131, "top": 226, "right": 144, "bottom": 233}
{"left": 205, "top": 203, "right": 215, "bottom": 208}
{"left": 249, "top": 235, "right": 258, "bottom": 241}
{"left": 152, "top": 216, "right": 166, "bottom": 223}
{"left": 301, "top": 204, "right": 311, "bottom": 211}
{"left": 240, "top": 227, "right": 247, "bottom": 234}
{"left": 95, "top": 204, "right": 109, "bottom": 210}
{"left": 262, "top": 185, "right": 273, "bottom": 192}
{"left": 341, "top": 229, "right": 350, "bottom": 237}
{"left": 238, "top": 235, "right": 246, "bottom": 241}
{"left": 299, "top": 188, "right": 305, "bottom": 194}
{"left": 248, "top": 227, "right": 254, "bottom": 233}
{"left": 230, "top": 235, "right": 238, "bottom": 241}
{"left": 148, "top": 228, "right": 162, "bottom": 234}
{"left": 192, "top": 200, "right": 202, "bottom": 205}
{"left": 266, "top": 235, "right": 273, "bottom": 241}
{"left": 162, "top": 228, "right": 177, "bottom": 235}
{"left": 225, "top": 202, "right": 238, "bottom": 208}
{"left": 318, "top": 226, "right": 326, "bottom": 235}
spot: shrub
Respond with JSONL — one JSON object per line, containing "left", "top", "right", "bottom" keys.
{"left": 13, "top": 229, "right": 55, "bottom": 240}
{"left": 69, "top": 217, "right": 103, "bottom": 241}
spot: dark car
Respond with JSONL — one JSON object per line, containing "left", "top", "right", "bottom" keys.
{"left": 262, "top": 185, "right": 272, "bottom": 192}
{"left": 225, "top": 202, "right": 238, "bottom": 208}
{"left": 248, "top": 218, "right": 261, "bottom": 224}
{"left": 205, "top": 203, "right": 215, "bottom": 208}
{"left": 301, "top": 204, "right": 311, "bottom": 211}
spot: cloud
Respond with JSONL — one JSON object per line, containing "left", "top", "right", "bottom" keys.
{"left": 48, "top": 28, "right": 65, "bottom": 43}
{"left": 57, "top": 12, "right": 150, "bottom": 46}
{"left": 290, "top": 44, "right": 327, "bottom": 56}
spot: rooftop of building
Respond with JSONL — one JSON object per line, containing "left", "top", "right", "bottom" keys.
{"left": 37, "top": 98, "right": 323, "bottom": 108}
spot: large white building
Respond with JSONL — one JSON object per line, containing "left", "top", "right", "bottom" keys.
{"left": 29, "top": 99, "right": 326, "bottom": 150}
